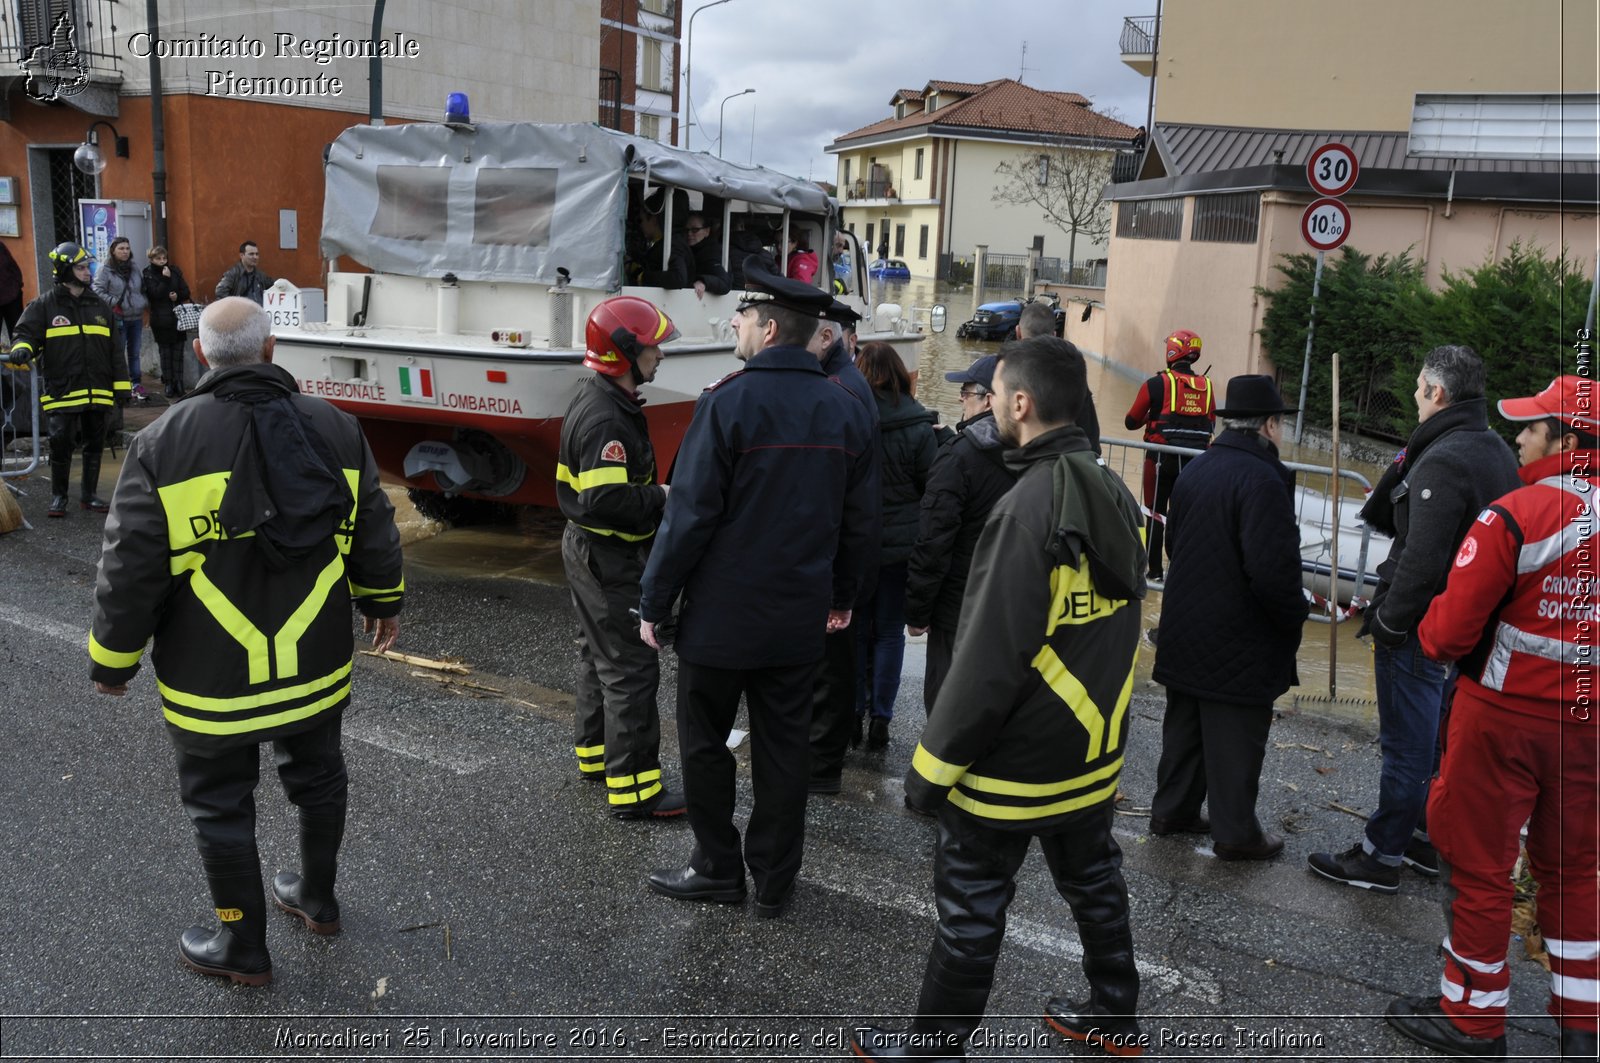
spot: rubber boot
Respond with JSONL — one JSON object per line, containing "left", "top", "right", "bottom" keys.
{"left": 1044, "top": 918, "right": 1143, "bottom": 1056}
{"left": 272, "top": 810, "right": 343, "bottom": 934}
{"left": 179, "top": 849, "right": 272, "bottom": 986}
{"left": 79, "top": 450, "right": 108, "bottom": 512}
{"left": 851, "top": 941, "right": 994, "bottom": 1060}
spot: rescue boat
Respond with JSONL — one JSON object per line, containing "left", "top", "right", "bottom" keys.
{"left": 270, "top": 121, "right": 940, "bottom": 510}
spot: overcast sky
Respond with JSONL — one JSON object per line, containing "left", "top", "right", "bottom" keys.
{"left": 680, "top": 0, "right": 1157, "bottom": 182}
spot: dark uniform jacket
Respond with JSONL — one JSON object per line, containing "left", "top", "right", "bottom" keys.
{"left": 821, "top": 339, "right": 883, "bottom": 607}
{"left": 639, "top": 345, "right": 875, "bottom": 669}
{"left": 873, "top": 389, "right": 939, "bottom": 565}
{"left": 556, "top": 373, "right": 667, "bottom": 542}
{"left": 1151, "top": 428, "right": 1309, "bottom": 705}
{"left": 88, "top": 362, "right": 404, "bottom": 754}
{"left": 905, "top": 427, "right": 1146, "bottom": 830}
{"left": 1364, "top": 398, "right": 1519, "bottom": 644}
{"left": 905, "top": 411, "right": 1018, "bottom": 633}
{"left": 9, "top": 283, "right": 129, "bottom": 413}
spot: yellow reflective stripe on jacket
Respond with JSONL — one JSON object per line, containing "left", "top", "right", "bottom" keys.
{"left": 88, "top": 632, "right": 144, "bottom": 669}
{"left": 109, "top": 382, "right": 130, "bottom": 393}
{"left": 160, "top": 472, "right": 233, "bottom": 551}
{"left": 1106, "top": 659, "right": 1137, "bottom": 755}
{"left": 161, "top": 676, "right": 351, "bottom": 735}
{"left": 1032, "top": 644, "right": 1106, "bottom": 759}
{"left": 82, "top": 324, "right": 112, "bottom": 337}
{"left": 273, "top": 554, "right": 346, "bottom": 679}
{"left": 911, "top": 743, "right": 969, "bottom": 787}
{"left": 159, "top": 661, "right": 352, "bottom": 712}
{"left": 557, "top": 462, "right": 630, "bottom": 492}
{"left": 349, "top": 580, "right": 405, "bottom": 600}
{"left": 578, "top": 523, "right": 653, "bottom": 542}
{"left": 1044, "top": 559, "right": 1129, "bottom": 634}
{"left": 959, "top": 755, "right": 1124, "bottom": 798}
{"left": 189, "top": 565, "right": 272, "bottom": 684}
{"left": 9, "top": 341, "right": 32, "bottom": 356}
{"left": 948, "top": 775, "right": 1121, "bottom": 821}
{"left": 45, "top": 325, "right": 83, "bottom": 338}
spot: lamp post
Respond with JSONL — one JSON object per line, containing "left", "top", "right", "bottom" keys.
{"left": 716, "top": 88, "right": 754, "bottom": 159}
{"left": 73, "top": 121, "right": 130, "bottom": 175}
{"left": 682, "top": 0, "right": 734, "bottom": 150}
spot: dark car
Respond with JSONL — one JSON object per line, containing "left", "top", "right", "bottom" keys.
{"left": 956, "top": 299, "right": 1023, "bottom": 341}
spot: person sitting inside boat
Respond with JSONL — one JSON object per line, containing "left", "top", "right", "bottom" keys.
{"left": 831, "top": 233, "right": 853, "bottom": 295}
{"left": 785, "top": 226, "right": 819, "bottom": 284}
{"left": 625, "top": 194, "right": 693, "bottom": 290}
{"left": 685, "top": 212, "right": 732, "bottom": 299}
{"left": 726, "top": 218, "right": 777, "bottom": 289}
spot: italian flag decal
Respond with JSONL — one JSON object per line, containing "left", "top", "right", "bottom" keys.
{"left": 397, "top": 361, "right": 437, "bottom": 404}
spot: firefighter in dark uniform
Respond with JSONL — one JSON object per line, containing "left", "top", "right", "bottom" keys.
{"left": 854, "top": 339, "right": 1148, "bottom": 1060}
{"left": 638, "top": 259, "right": 876, "bottom": 918}
{"left": 1123, "top": 328, "right": 1214, "bottom": 581}
{"left": 8, "top": 241, "right": 129, "bottom": 517}
{"left": 88, "top": 298, "right": 404, "bottom": 986}
{"left": 557, "top": 296, "right": 686, "bottom": 820}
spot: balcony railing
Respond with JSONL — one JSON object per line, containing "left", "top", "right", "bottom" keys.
{"left": 1119, "top": 15, "right": 1158, "bottom": 56}
{"left": 845, "top": 178, "right": 900, "bottom": 202}
{"left": 1, "top": 0, "right": 123, "bottom": 83}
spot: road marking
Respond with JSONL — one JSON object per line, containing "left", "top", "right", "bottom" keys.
{"left": 343, "top": 717, "right": 489, "bottom": 776}
{"left": 0, "top": 603, "right": 88, "bottom": 648}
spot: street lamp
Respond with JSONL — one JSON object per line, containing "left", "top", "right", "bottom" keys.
{"left": 682, "top": 0, "right": 734, "bottom": 150}
{"left": 73, "top": 120, "right": 129, "bottom": 176}
{"left": 716, "top": 89, "right": 754, "bottom": 158}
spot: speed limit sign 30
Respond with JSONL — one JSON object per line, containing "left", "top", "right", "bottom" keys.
{"left": 1301, "top": 197, "right": 1352, "bottom": 252}
{"left": 1307, "top": 143, "right": 1359, "bottom": 197}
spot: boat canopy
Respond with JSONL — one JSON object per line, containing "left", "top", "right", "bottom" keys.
{"left": 320, "top": 122, "right": 833, "bottom": 290}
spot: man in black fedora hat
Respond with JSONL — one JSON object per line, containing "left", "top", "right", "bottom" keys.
{"left": 1148, "top": 374, "right": 1310, "bottom": 861}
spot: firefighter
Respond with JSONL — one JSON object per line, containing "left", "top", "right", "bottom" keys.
{"left": 89, "top": 298, "right": 404, "bottom": 986}
{"left": 1386, "top": 375, "right": 1598, "bottom": 1060}
{"left": 8, "top": 241, "right": 129, "bottom": 517}
{"left": 1123, "top": 329, "right": 1214, "bottom": 581}
{"left": 557, "top": 296, "right": 686, "bottom": 819}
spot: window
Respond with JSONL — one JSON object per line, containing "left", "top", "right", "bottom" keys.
{"left": 638, "top": 113, "right": 660, "bottom": 141}
{"left": 915, "top": 148, "right": 924, "bottom": 181}
{"left": 1037, "top": 155, "right": 1050, "bottom": 186}
{"left": 918, "top": 224, "right": 929, "bottom": 259}
{"left": 640, "top": 38, "right": 669, "bottom": 93}
{"left": 894, "top": 224, "right": 906, "bottom": 257}
{"left": 638, "top": 0, "right": 674, "bottom": 13}
{"left": 1191, "top": 192, "right": 1260, "bottom": 243}
{"left": 1115, "top": 197, "right": 1183, "bottom": 240}
{"left": 474, "top": 168, "right": 558, "bottom": 246}
{"left": 372, "top": 166, "right": 451, "bottom": 242}
{"left": 843, "top": 159, "right": 852, "bottom": 188}
{"left": 865, "top": 223, "right": 875, "bottom": 250}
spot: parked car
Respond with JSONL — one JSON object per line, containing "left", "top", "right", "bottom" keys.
{"left": 956, "top": 299, "right": 1024, "bottom": 340}
{"left": 868, "top": 258, "right": 911, "bottom": 280}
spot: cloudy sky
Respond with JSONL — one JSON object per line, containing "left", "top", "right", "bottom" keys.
{"left": 679, "top": 0, "right": 1157, "bottom": 182}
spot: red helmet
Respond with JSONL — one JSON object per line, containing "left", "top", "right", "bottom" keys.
{"left": 583, "top": 296, "right": 679, "bottom": 378}
{"left": 1165, "top": 329, "right": 1202, "bottom": 366}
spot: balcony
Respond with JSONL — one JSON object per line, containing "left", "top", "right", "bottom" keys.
{"left": 844, "top": 169, "right": 899, "bottom": 204}
{"left": 1120, "top": 15, "right": 1158, "bottom": 76}
{"left": 1, "top": 0, "right": 124, "bottom": 114}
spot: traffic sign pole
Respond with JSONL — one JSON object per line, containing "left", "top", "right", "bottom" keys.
{"left": 1294, "top": 249, "right": 1325, "bottom": 444}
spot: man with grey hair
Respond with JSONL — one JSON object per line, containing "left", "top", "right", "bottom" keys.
{"left": 1149, "top": 375, "right": 1309, "bottom": 860}
{"left": 89, "top": 297, "right": 404, "bottom": 986}
{"left": 1310, "top": 345, "right": 1518, "bottom": 893}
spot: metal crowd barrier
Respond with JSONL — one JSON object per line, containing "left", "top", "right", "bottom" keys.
{"left": 1, "top": 357, "right": 42, "bottom": 481}
{"left": 1098, "top": 437, "right": 1383, "bottom": 625}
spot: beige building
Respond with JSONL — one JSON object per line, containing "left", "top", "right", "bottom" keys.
{"left": 826, "top": 79, "right": 1137, "bottom": 279}
{"left": 1096, "top": 0, "right": 1599, "bottom": 384}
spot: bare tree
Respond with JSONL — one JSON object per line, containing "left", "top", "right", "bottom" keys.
{"left": 992, "top": 140, "right": 1118, "bottom": 277}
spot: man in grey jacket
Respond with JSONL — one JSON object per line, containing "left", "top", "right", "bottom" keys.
{"left": 1308, "top": 346, "right": 1518, "bottom": 893}
{"left": 215, "top": 241, "right": 273, "bottom": 305}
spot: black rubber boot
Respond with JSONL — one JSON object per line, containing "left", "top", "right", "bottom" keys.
{"left": 1044, "top": 918, "right": 1143, "bottom": 1055}
{"left": 79, "top": 450, "right": 108, "bottom": 512}
{"left": 272, "top": 811, "right": 343, "bottom": 934}
{"left": 851, "top": 941, "right": 994, "bottom": 1060}
{"left": 179, "top": 849, "right": 272, "bottom": 986}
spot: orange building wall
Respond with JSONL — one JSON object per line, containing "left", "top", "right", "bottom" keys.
{"left": 2, "top": 95, "right": 394, "bottom": 303}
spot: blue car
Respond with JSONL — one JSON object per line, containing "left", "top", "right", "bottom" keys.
{"left": 956, "top": 299, "right": 1023, "bottom": 340}
{"left": 868, "top": 258, "right": 911, "bottom": 280}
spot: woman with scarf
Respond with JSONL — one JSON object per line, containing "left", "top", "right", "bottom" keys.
{"left": 91, "top": 237, "right": 149, "bottom": 401}
{"left": 142, "top": 246, "right": 193, "bottom": 399}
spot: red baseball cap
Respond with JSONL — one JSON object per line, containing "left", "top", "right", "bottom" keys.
{"left": 1497, "top": 375, "right": 1600, "bottom": 430}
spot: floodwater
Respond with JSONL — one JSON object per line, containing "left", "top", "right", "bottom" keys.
{"left": 406, "top": 277, "right": 1393, "bottom": 723}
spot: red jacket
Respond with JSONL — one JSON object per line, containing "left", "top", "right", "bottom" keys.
{"left": 1123, "top": 366, "right": 1214, "bottom": 449}
{"left": 1419, "top": 448, "right": 1598, "bottom": 724}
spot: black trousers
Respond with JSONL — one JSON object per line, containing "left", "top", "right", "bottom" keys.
{"left": 921, "top": 624, "right": 956, "bottom": 716}
{"left": 173, "top": 715, "right": 347, "bottom": 858}
{"left": 807, "top": 629, "right": 857, "bottom": 782}
{"left": 677, "top": 657, "right": 818, "bottom": 901}
{"left": 46, "top": 408, "right": 108, "bottom": 499}
{"left": 562, "top": 525, "right": 663, "bottom": 806}
{"left": 1142, "top": 452, "right": 1192, "bottom": 574}
{"left": 1151, "top": 689, "right": 1273, "bottom": 847}
{"left": 933, "top": 801, "right": 1133, "bottom": 964}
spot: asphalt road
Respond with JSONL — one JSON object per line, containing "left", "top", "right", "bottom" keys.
{"left": 0, "top": 480, "right": 1569, "bottom": 1062}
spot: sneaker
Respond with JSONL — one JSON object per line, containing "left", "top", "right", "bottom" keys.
{"left": 1403, "top": 836, "right": 1441, "bottom": 878}
{"left": 1308, "top": 843, "right": 1401, "bottom": 893}
{"left": 132, "top": 384, "right": 148, "bottom": 402}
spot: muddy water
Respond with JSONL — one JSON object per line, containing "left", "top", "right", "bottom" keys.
{"left": 406, "top": 277, "right": 1391, "bottom": 724}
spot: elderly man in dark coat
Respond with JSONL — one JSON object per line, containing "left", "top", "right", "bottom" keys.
{"left": 1149, "top": 376, "right": 1309, "bottom": 860}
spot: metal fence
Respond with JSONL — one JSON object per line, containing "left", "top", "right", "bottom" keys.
{"left": 2, "top": 359, "right": 43, "bottom": 481}
{"left": 1098, "top": 438, "right": 1383, "bottom": 626}
{"left": 944, "top": 253, "right": 1107, "bottom": 289}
